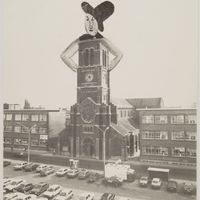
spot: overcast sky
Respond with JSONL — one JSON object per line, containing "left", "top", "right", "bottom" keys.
{"left": 3, "top": 0, "right": 198, "bottom": 109}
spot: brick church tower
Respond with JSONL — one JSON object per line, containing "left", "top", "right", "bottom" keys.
{"left": 69, "top": 39, "right": 117, "bottom": 160}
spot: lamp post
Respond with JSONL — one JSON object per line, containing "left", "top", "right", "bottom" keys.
{"left": 95, "top": 125, "right": 109, "bottom": 176}
{"left": 16, "top": 122, "right": 37, "bottom": 163}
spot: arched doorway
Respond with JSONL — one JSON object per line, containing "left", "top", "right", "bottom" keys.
{"left": 82, "top": 137, "right": 95, "bottom": 158}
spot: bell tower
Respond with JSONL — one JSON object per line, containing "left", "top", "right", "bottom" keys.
{"left": 77, "top": 39, "right": 110, "bottom": 105}
{"left": 69, "top": 38, "right": 117, "bottom": 160}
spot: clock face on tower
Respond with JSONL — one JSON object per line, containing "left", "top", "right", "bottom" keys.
{"left": 85, "top": 73, "right": 94, "bottom": 82}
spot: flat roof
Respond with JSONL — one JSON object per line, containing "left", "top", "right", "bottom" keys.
{"left": 4, "top": 109, "right": 60, "bottom": 112}
{"left": 147, "top": 167, "right": 170, "bottom": 172}
{"left": 137, "top": 107, "right": 196, "bottom": 111}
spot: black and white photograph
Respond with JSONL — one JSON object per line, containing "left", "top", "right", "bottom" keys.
{"left": 2, "top": 0, "right": 198, "bottom": 200}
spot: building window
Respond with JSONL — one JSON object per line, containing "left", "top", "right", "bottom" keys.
{"left": 171, "top": 131, "right": 185, "bottom": 140}
{"left": 142, "top": 115, "right": 154, "bottom": 124}
{"left": 154, "top": 115, "right": 168, "bottom": 124}
{"left": 31, "top": 139, "right": 39, "bottom": 146}
{"left": 39, "top": 128, "right": 47, "bottom": 134}
{"left": 15, "top": 114, "right": 21, "bottom": 121}
{"left": 186, "top": 148, "right": 196, "bottom": 157}
{"left": 172, "top": 147, "right": 185, "bottom": 157}
{"left": 14, "top": 138, "right": 28, "bottom": 145}
{"left": 4, "top": 126, "right": 13, "bottom": 132}
{"left": 185, "top": 132, "right": 196, "bottom": 141}
{"left": 22, "top": 114, "right": 29, "bottom": 121}
{"left": 21, "top": 139, "right": 28, "bottom": 145}
{"left": 185, "top": 115, "right": 196, "bottom": 124}
{"left": 39, "top": 139, "right": 47, "bottom": 147}
{"left": 142, "top": 146, "right": 168, "bottom": 156}
{"left": 31, "top": 127, "right": 38, "bottom": 134}
{"left": 4, "top": 138, "right": 12, "bottom": 144}
{"left": 120, "top": 110, "right": 123, "bottom": 118}
{"left": 3, "top": 114, "right": 6, "bottom": 120}
{"left": 22, "top": 126, "right": 29, "bottom": 133}
{"left": 5, "top": 114, "right": 12, "bottom": 121}
{"left": 31, "top": 115, "right": 39, "bottom": 121}
{"left": 142, "top": 131, "right": 168, "bottom": 140}
{"left": 171, "top": 115, "right": 184, "bottom": 124}
{"left": 39, "top": 114, "right": 47, "bottom": 122}
{"left": 14, "top": 126, "right": 21, "bottom": 133}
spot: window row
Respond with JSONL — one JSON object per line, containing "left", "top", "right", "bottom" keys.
{"left": 4, "top": 138, "right": 47, "bottom": 147}
{"left": 141, "top": 131, "right": 196, "bottom": 141}
{"left": 142, "top": 114, "right": 196, "bottom": 124}
{"left": 142, "top": 131, "right": 168, "bottom": 140}
{"left": 4, "top": 114, "right": 47, "bottom": 122}
{"left": 4, "top": 126, "right": 47, "bottom": 134}
{"left": 142, "top": 146, "right": 196, "bottom": 157}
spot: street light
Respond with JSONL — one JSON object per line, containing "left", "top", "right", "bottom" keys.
{"left": 95, "top": 125, "right": 109, "bottom": 176}
{"left": 16, "top": 122, "right": 37, "bottom": 163}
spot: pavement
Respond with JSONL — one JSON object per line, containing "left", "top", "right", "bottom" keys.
{"left": 3, "top": 159, "right": 196, "bottom": 200}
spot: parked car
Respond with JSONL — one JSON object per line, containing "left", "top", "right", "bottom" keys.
{"left": 41, "top": 184, "right": 62, "bottom": 199}
{"left": 103, "top": 176, "right": 123, "bottom": 187}
{"left": 34, "top": 198, "right": 48, "bottom": 200}
{"left": 56, "top": 168, "right": 69, "bottom": 177}
{"left": 14, "top": 162, "right": 28, "bottom": 170}
{"left": 87, "top": 173, "right": 99, "bottom": 183}
{"left": 78, "top": 169, "right": 90, "bottom": 180}
{"left": 4, "top": 160, "right": 11, "bottom": 167}
{"left": 36, "top": 164, "right": 48, "bottom": 173}
{"left": 151, "top": 178, "right": 162, "bottom": 189}
{"left": 127, "top": 169, "right": 136, "bottom": 182}
{"left": 19, "top": 194, "right": 37, "bottom": 200}
{"left": 14, "top": 183, "right": 34, "bottom": 193}
{"left": 4, "top": 179, "right": 25, "bottom": 192}
{"left": 3, "top": 192, "right": 21, "bottom": 200}
{"left": 67, "top": 169, "right": 79, "bottom": 178}
{"left": 24, "top": 163, "right": 39, "bottom": 172}
{"left": 139, "top": 176, "right": 149, "bottom": 187}
{"left": 40, "top": 166, "right": 55, "bottom": 176}
{"left": 167, "top": 180, "right": 178, "bottom": 192}
{"left": 100, "top": 193, "right": 115, "bottom": 200}
{"left": 3, "top": 178, "right": 14, "bottom": 188}
{"left": 54, "top": 189, "right": 74, "bottom": 200}
{"left": 29, "top": 182, "right": 49, "bottom": 196}
{"left": 182, "top": 182, "right": 195, "bottom": 194}
{"left": 79, "top": 193, "right": 94, "bottom": 200}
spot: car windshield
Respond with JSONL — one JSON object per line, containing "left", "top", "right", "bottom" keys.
{"left": 153, "top": 180, "right": 158, "bottom": 183}
{"left": 34, "top": 185, "right": 42, "bottom": 189}
{"left": 10, "top": 182, "right": 17, "bottom": 185}
{"left": 141, "top": 177, "right": 147, "bottom": 181}
{"left": 60, "top": 192, "right": 66, "bottom": 196}
{"left": 48, "top": 188, "right": 55, "bottom": 192}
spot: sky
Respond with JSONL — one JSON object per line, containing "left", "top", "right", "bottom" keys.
{"left": 3, "top": 0, "right": 198, "bottom": 109}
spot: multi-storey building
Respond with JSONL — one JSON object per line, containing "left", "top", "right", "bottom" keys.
{"left": 3, "top": 104, "right": 60, "bottom": 151}
{"left": 137, "top": 108, "right": 197, "bottom": 163}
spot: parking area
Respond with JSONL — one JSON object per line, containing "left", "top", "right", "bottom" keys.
{"left": 3, "top": 159, "right": 196, "bottom": 200}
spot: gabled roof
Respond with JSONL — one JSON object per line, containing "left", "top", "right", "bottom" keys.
{"left": 110, "top": 120, "right": 139, "bottom": 137}
{"left": 110, "top": 97, "right": 133, "bottom": 108}
{"left": 126, "top": 98, "right": 163, "bottom": 109}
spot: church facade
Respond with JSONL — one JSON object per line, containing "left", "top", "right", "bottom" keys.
{"left": 68, "top": 39, "right": 139, "bottom": 160}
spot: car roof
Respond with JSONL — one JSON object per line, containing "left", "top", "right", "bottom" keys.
{"left": 61, "top": 188, "right": 72, "bottom": 193}
{"left": 80, "top": 192, "right": 93, "bottom": 197}
{"left": 49, "top": 184, "right": 60, "bottom": 188}
{"left": 152, "top": 178, "right": 160, "bottom": 181}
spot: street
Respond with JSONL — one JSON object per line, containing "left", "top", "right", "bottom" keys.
{"left": 4, "top": 160, "right": 196, "bottom": 200}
